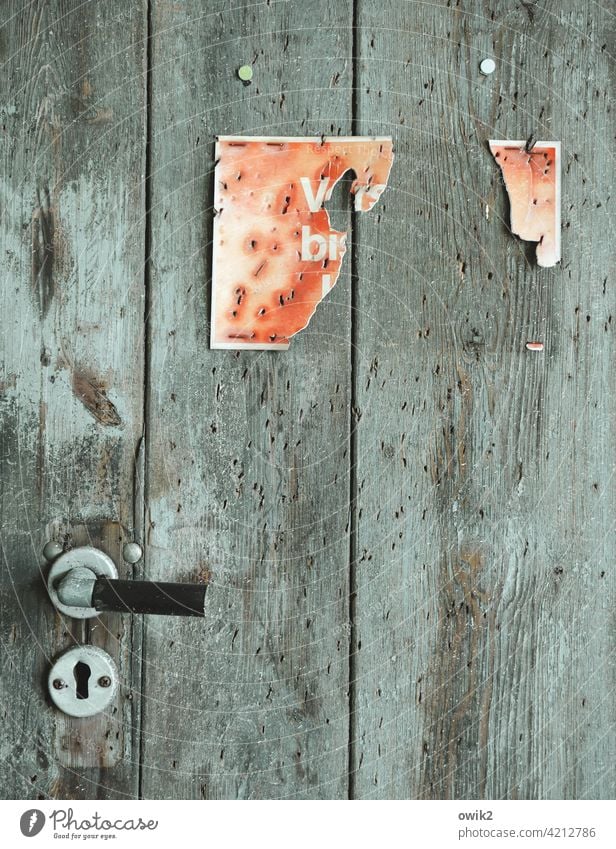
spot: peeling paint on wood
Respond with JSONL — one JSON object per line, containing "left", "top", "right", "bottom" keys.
{"left": 71, "top": 367, "right": 122, "bottom": 427}
{"left": 31, "top": 187, "right": 57, "bottom": 318}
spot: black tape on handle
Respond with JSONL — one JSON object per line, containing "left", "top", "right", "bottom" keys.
{"left": 92, "top": 577, "right": 206, "bottom": 617}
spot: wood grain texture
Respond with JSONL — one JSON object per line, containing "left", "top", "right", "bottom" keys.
{"left": 0, "top": 0, "right": 146, "bottom": 798}
{"left": 351, "top": 0, "right": 615, "bottom": 799}
{"left": 141, "top": 0, "right": 354, "bottom": 798}
{"left": 1, "top": 0, "right": 613, "bottom": 803}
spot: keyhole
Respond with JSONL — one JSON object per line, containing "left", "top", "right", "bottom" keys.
{"left": 73, "top": 661, "right": 91, "bottom": 700}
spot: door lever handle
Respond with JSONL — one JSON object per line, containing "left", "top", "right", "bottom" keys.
{"left": 47, "top": 546, "right": 206, "bottom": 619}
{"left": 62, "top": 570, "right": 206, "bottom": 617}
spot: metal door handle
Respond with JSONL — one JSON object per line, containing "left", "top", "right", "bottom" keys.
{"left": 46, "top": 546, "right": 206, "bottom": 619}
{"left": 91, "top": 576, "right": 205, "bottom": 617}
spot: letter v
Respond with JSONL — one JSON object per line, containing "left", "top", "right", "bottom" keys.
{"left": 300, "top": 177, "right": 330, "bottom": 212}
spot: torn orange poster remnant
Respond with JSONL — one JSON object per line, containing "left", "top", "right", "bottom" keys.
{"left": 489, "top": 140, "right": 561, "bottom": 268}
{"left": 210, "top": 136, "right": 393, "bottom": 350}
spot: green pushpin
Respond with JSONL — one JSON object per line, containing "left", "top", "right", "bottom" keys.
{"left": 238, "top": 65, "right": 253, "bottom": 84}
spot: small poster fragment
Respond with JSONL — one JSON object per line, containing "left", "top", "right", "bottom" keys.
{"left": 489, "top": 140, "right": 561, "bottom": 267}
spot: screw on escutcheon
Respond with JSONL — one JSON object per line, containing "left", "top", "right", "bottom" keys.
{"left": 52, "top": 679, "right": 67, "bottom": 690}
{"left": 43, "top": 540, "right": 64, "bottom": 561}
{"left": 98, "top": 676, "right": 111, "bottom": 688}
{"left": 122, "top": 542, "right": 143, "bottom": 564}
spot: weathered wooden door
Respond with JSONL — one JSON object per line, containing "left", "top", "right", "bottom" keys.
{"left": 1, "top": 0, "right": 613, "bottom": 800}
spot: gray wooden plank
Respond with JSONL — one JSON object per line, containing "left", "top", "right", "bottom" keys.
{"left": 351, "top": 0, "right": 614, "bottom": 798}
{"left": 141, "top": 0, "right": 354, "bottom": 798}
{"left": 0, "top": 0, "right": 146, "bottom": 798}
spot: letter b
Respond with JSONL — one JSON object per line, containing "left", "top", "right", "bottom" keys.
{"left": 301, "top": 226, "right": 327, "bottom": 261}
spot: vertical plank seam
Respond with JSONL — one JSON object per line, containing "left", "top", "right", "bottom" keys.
{"left": 137, "top": 0, "right": 154, "bottom": 801}
{"left": 347, "top": 0, "right": 359, "bottom": 802}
